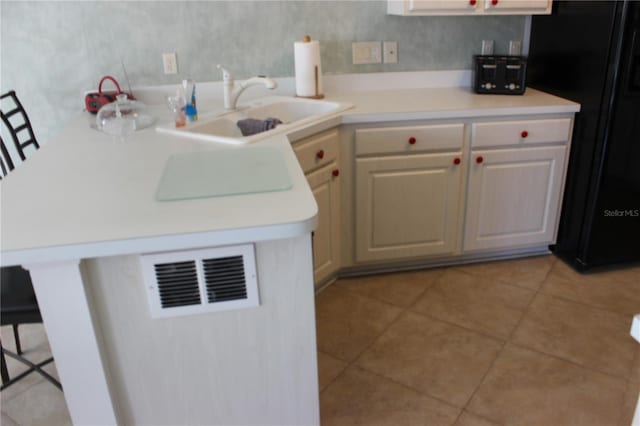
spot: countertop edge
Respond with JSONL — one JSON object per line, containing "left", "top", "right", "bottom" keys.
{"left": 2, "top": 216, "right": 317, "bottom": 266}
{"left": 340, "top": 104, "right": 581, "bottom": 124}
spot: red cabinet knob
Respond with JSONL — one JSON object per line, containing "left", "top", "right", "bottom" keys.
{"left": 476, "top": 156, "right": 484, "bottom": 164}
{"left": 316, "top": 150, "right": 325, "bottom": 159}
{"left": 521, "top": 130, "right": 529, "bottom": 138}
{"left": 469, "top": 0, "right": 476, "bottom": 5}
{"left": 332, "top": 169, "right": 340, "bottom": 177}
{"left": 453, "top": 157, "right": 461, "bottom": 165}
{"left": 491, "top": 0, "right": 498, "bottom": 5}
{"left": 408, "top": 137, "right": 417, "bottom": 145}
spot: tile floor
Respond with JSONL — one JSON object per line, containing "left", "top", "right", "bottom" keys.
{"left": 1, "top": 255, "right": 639, "bottom": 425}
{"left": 1, "top": 324, "right": 70, "bottom": 426}
{"left": 317, "top": 255, "right": 640, "bottom": 426}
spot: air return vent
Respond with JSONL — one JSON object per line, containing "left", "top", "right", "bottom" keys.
{"left": 140, "top": 244, "right": 259, "bottom": 319}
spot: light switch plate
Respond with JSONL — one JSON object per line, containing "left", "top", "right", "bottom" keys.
{"left": 352, "top": 42, "right": 382, "bottom": 65}
{"left": 383, "top": 42, "right": 398, "bottom": 64}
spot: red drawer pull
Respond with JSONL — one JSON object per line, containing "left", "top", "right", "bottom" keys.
{"left": 408, "top": 137, "right": 417, "bottom": 145}
{"left": 453, "top": 157, "right": 461, "bottom": 165}
{"left": 332, "top": 169, "right": 340, "bottom": 177}
{"left": 316, "top": 150, "right": 325, "bottom": 159}
{"left": 476, "top": 156, "right": 484, "bottom": 164}
{"left": 469, "top": 0, "right": 476, "bottom": 5}
{"left": 521, "top": 130, "right": 529, "bottom": 138}
{"left": 491, "top": 0, "right": 498, "bottom": 5}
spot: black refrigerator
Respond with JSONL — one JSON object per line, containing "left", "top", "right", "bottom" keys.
{"left": 527, "top": 0, "right": 640, "bottom": 270}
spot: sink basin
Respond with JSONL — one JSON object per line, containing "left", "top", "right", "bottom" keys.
{"left": 156, "top": 96, "right": 352, "bottom": 145}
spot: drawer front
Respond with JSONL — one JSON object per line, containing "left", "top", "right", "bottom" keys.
{"left": 355, "top": 123, "right": 464, "bottom": 156}
{"left": 472, "top": 118, "right": 572, "bottom": 148}
{"left": 293, "top": 129, "right": 339, "bottom": 174}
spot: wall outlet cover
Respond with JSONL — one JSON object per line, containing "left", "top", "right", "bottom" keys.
{"left": 162, "top": 52, "right": 178, "bottom": 75}
{"left": 383, "top": 42, "right": 398, "bottom": 64}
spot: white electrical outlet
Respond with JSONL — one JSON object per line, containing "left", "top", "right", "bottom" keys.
{"left": 352, "top": 42, "right": 382, "bottom": 65}
{"left": 162, "top": 53, "right": 178, "bottom": 75}
{"left": 383, "top": 42, "right": 398, "bottom": 64}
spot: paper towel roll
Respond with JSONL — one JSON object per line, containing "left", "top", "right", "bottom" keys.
{"left": 294, "top": 37, "right": 324, "bottom": 98}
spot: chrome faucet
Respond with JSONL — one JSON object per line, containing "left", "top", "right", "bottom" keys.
{"left": 217, "top": 65, "right": 278, "bottom": 111}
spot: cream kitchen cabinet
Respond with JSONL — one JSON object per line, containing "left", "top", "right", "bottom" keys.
{"left": 463, "top": 118, "right": 572, "bottom": 251}
{"left": 482, "top": 0, "right": 550, "bottom": 14}
{"left": 293, "top": 128, "right": 341, "bottom": 285}
{"left": 387, "top": 0, "right": 550, "bottom": 15}
{"left": 354, "top": 123, "right": 465, "bottom": 262}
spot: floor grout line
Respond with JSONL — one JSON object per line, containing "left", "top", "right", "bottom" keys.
{"left": 405, "top": 309, "right": 508, "bottom": 343}
{"left": 334, "top": 268, "right": 447, "bottom": 311}
{"left": 536, "top": 288, "right": 640, "bottom": 318}
{"left": 349, "top": 363, "right": 463, "bottom": 412}
{"left": 317, "top": 281, "right": 412, "bottom": 396}
{"left": 457, "top": 262, "right": 549, "bottom": 420}
{"left": 318, "top": 269, "right": 457, "bottom": 406}
{"left": 452, "top": 265, "right": 549, "bottom": 294}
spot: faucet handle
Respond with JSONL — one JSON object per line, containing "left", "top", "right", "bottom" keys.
{"left": 217, "top": 64, "right": 232, "bottom": 81}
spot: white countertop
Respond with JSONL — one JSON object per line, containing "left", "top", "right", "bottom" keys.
{"left": 0, "top": 85, "right": 579, "bottom": 266}
{"left": 331, "top": 86, "right": 579, "bottom": 122}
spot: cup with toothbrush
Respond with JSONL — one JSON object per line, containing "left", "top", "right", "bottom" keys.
{"left": 182, "top": 79, "right": 198, "bottom": 122}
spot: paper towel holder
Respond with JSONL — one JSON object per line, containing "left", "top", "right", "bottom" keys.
{"left": 295, "top": 35, "right": 325, "bottom": 100}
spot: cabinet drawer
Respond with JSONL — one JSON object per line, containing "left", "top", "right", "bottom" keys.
{"left": 472, "top": 118, "right": 572, "bottom": 148}
{"left": 355, "top": 123, "right": 464, "bottom": 156}
{"left": 293, "top": 129, "right": 339, "bottom": 174}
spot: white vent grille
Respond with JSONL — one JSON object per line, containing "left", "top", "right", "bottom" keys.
{"left": 141, "top": 244, "right": 259, "bottom": 319}
{"left": 203, "top": 256, "right": 247, "bottom": 303}
{"left": 155, "top": 260, "right": 201, "bottom": 308}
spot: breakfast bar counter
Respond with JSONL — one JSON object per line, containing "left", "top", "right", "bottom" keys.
{"left": 0, "top": 81, "right": 580, "bottom": 425}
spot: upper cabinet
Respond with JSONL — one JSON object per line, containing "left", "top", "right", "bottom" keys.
{"left": 387, "top": 0, "right": 551, "bottom": 16}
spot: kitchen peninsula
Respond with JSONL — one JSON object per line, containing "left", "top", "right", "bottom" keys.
{"left": 0, "top": 77, "right": 579, "bottom": 425}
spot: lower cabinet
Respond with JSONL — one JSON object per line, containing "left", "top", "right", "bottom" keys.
{"left": 296, "top": 115, "right": 573, "bottom": 276}
{"left": 355, "top": 152, "right": 464, "bottom": 262}
{"left": 464, "top": 145, "right": 567, "bottom": 251}
{"left": 292, "top": 128, "right": 341, "bottom": 285}
{"left": 307, "top": 163, "right": 341, "bottom": 284}
{"left": 354, "top": 123, "right": 465, "bottom": 262}
{"left": 351, "top": 115, "right": 572, "bottom": 265}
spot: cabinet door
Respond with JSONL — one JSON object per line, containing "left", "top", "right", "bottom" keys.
{"left": 408, "top": 0, "right": 477, "bottom": 13}
{"left": 483, "top": 0, "right": 550, "bottom": 13}
{"left": 307, "top": 163, "right": 341, "bottom": 285}
{"left": 388, "top": 0, "right": 550, "bottom": 15}
{"left": 356, "top": 152, "right": 464, "bottom": 262}
{"left": 464, "top": 145, "right": 566, "bottom": 251}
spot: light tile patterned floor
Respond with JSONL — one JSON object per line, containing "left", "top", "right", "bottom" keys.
{"left": 0, "top": 324, "right": 71, "bottom": 426}
{"left": 2, "top": 255, "right": 639, "bottom": 425}
{"left": 319, "top": 255, "right": 640, "bottom": 426}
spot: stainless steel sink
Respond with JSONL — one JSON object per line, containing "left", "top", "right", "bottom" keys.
{"left": 156, "top": 96, "right": 352, "bottom": 145}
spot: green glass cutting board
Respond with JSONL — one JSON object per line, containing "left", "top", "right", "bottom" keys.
{"left": 156, "top": 146, "right": 292, "bottom": 201}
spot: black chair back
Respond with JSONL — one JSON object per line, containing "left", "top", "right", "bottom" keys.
{"left": 1, "top": 90, "right": 40, "bottom": 162}
{"left": 0, "top": 136, "right": 15, "bottom": 178}
{"left": 0, "top": 94, "right": 59, "bottom": 390}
